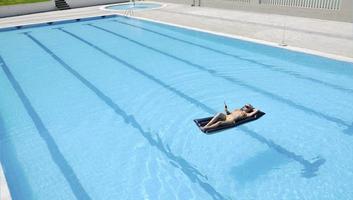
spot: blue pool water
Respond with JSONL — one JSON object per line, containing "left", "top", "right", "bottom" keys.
{"left": 0, "top": 15, "right": 353, "bottom": 200}
{"left": 105, "top": 2, "right": 162, "bottom": 10}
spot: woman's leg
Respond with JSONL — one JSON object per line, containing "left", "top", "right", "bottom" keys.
{"left": 204, "top": 113, "right": 225, "bottom": 128}
{"left": 203, "top": 120, "right": 233, "bottom": 131}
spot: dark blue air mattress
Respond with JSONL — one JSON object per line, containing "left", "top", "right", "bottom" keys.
{"left": 194, "top": 111, "right": 265, "bottom": 134}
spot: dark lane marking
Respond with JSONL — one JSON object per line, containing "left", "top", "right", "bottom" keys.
{"left": 24, "top": 32, "right": 227, "bottom": 200}
{"left": 344, "top": 123, "right": 353, "bottom": 135}
{"left": 0, "top": 55, "right": 92, "bottom": 200}
{"left": 0, "top": 110, "right": 33, "bottom": 199}
{"left": 110, "top": 19, "right": 353, "bottom": 95}
{"left": 242, "top": 126, "right": 325, "bottom": 178}
{"left": 56, "top": 28, "right": 325, "bottom": 178}
{"left": 86, "top": 23, "right": 350, "bottom": 129}
{"left": 156, "top": 9, "right": 353, "bottom": 40}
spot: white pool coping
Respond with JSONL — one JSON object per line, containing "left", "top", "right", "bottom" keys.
{"left": 114, "top": 12, "right": 353, "bottom": 63}
{"left": 0, "top": 1, "right": 352, "bottom": 62}
{"left": 100, "top": 1, "right": 167, "bottom": 12}
{"left": 0, "top": 164, "right": 11, "bottom": 200}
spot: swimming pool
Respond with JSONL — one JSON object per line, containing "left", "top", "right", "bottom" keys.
{"left": 105, "top": 2, "right": 162, "bottom": 11}
{"left": 0, "top": 15, "right": 353, "bottom": 200}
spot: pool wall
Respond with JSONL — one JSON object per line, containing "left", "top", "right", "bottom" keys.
{"left": 113, "top": 12, "right": 353, "bottom": 63}
{"left": 0, "top": 164, "right": 12, "bottom": 200}
{"left": 1, "top": 9, "right": 350, "bottom": 62}
{"left": 0, "top": 15, "right": 116, "bottom": 32}
{"left": 159, "top": 0, "right": 353, "bottom": 22}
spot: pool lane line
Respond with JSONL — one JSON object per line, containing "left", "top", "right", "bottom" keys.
{"left": 0, "top": 107, "right": 32, "bottom": 199}
{"left": 24, "top": 32, "right": 227, "bottom": 200}
{"left": 0, "top": 54, "right": 92, "bottom": 200}
{"left": 110, "top": 19, "right": 353, "bottom": 95}
{"left": 52, "top": 28, "right": 324, "bottom": 178}
{"left": 85, "top": 23, "right": 351, "bottom": 130}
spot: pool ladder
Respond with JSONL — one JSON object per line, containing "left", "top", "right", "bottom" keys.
{"left": 124, "top": 9, "right": 134, "bottom": 16}
{"left": 124, "top": 0, "right": 135, "bottom": 16}
{"left": 191, "top": 0, "right": 201, "bottom": 6}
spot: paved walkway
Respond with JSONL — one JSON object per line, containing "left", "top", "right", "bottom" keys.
{"left": 0, "top": 2, "right": 352, "bottom": 60}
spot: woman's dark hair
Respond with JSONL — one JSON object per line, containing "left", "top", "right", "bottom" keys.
{"left": 242, "top": 104, "right": 254, "bottom": 112}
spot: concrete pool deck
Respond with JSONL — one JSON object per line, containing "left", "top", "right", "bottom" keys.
{"left": 0, "top": 1, "right": 352, "bottom": 62}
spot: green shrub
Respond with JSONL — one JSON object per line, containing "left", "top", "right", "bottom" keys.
{"left": 0, "top": 0, "right": 50, "bottom": 6}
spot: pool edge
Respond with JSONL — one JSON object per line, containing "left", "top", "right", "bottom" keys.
{"left": 0, "top": 4, "right": 351, "bottom": 63}
{"left": 100, "top": 1, "right": 167, "bottom": 12}
{"left": 0, "top": 14, "right": 116, "bottom": 32}
{"left": 0, "top": 164, "right": 12, "bottom": 200}
{"left": 115, "top": 12, "right": 353, "bottom": 63}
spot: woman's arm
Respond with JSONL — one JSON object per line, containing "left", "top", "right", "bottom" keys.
{"left": 224, "top": 104, "right": 231, "bottom": 115}
{"left": 246, "top": 109, "right": 259, "bottom": 117}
